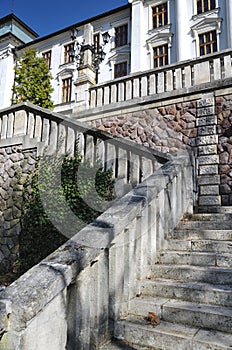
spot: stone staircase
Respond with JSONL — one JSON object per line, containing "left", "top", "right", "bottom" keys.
{"left": 101, "top": 212, "right": 232, "bottom": 349}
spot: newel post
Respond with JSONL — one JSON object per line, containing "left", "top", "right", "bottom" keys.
{"left": 196, "top": 93, "right": 221, "bottom": 211}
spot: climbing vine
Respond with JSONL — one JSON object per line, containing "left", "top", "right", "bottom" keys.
{"left": 19, "top": 146, "right": 114, "bottom": 273}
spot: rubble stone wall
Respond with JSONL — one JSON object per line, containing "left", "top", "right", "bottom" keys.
{"left": 0, "top": 144, "right": 36, "bottom": 272}
{"left": 90, "top": 101, "right": 197, "bottom": 155}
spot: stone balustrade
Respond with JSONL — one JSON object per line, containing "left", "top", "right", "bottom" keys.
{"left": 88, "top": 49, "right": 232, "bottom": 110}
{"left": 0, "top": 152, "right": 193, "bottom": 349}
{"left": 0, "top": 103, "right": 169, "bottom": 186}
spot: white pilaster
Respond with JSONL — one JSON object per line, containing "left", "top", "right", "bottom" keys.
{"left": 226, "top": 0, "right": 232, "bottom": 48}
{"left": 175, "top": 0, "right": 192, "bottom": 61}
{"left": 129, "top": 0, "right": 146, "bottom": 73}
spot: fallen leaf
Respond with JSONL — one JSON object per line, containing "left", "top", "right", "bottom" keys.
{"left": 147, "top": 312, "right": 160, "bottom": 327}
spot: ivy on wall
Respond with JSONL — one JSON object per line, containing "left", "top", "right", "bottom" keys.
{"left": 19, "top": 146, "right": 115, "bottom": 274}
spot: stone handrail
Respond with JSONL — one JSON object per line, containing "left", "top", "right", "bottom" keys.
{"left": 89, "top": 49, "right": 232, "bottom": 109}
{"left": 0, "top": 152, "right": 193, "bottom": 349}
{"left": 0, "top": 102, "right": 170, "bottom": 187}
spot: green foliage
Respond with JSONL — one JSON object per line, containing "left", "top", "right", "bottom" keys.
{"left": 12, "top": 48, "right": 54, "bottom": 109}
{"left": 19, "top": 147, "right": 115, "bottom": 274}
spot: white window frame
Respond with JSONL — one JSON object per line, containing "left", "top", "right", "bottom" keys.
{"left": 193, "top": 0, "right": 218, "bottom": 16}
{"left": 110, "top": 16, "right": 131, "bottom": 50}
{"left": 146, "top": 0, "right": 170, "bottom": 32}
{"left": 191, "top": 17, "right": 222, "bottom": 56}
{"left": 146, "top": 32, "right": 173, "bottom": 68}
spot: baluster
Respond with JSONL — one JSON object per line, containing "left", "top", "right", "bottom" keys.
{"left": 130, "top": 153, "right": 141, "bottom": 186}
{"left": 14, "top": 109, "right": 27, "bottom": 136}
{"left": 97, "top": 87, "right": 103, "bottom": 107}
{"left": 149, "top": 74, "right": 156, "bottom": 95}
{"left": 224, "top": 55, "right": 232, "bottom": 78}
{"left": 105, "top": 140, "right": 116, "bottom": 177}
{"left": 111, "top": 84, "right": 117, "bottom": 103}
{"left": 90, "top": 89, "right": 97, "bottom": 108}
{"left": 34, "top": 115, "right": 42, "bottom": 140}
{"left": 175, "top": 68, "right": 183, "bottom": 89}
{"left": 42, "top": 118, "right": 50, "bottom": 145}
{"left": 1, "top": 115, "right": 7, "bottom": 139}
{"left": 49, "top": 120, "right": 58, "bottom": 153}
{"left": 125, "top": 80, "right": 132, "bottom": 100}
{"left": 183, "top": 65, "right": 192, "bottom": 88}
{"left": 6, "top": 113, "right": 14, "bottom": 138}
{"left": 103, "top": 86, "right": 110, "bottom": 105}
{"left": 66, "top": 126, "right": 75, "bottom": 155}
{"left": 133, "top": 78, "right": 140, "bottom": 98}
{"left": 213, "top": 57, "right": 221, "bottom": 80}
{"left": 27, "top": 112, "right": 35, "bottom": 138}
{"left": 166, "top": 70, "right": 174, "bottom": 91}
{"left": 157, "top": 72, "right": 165, "bottom": 93}
{"left": 84, "top": 134, "right": 94, "bottom": 166}
{"left": 141, "top": 76, "right": 148, "bottom": 97}
{"left": 118, "top": 81, "right": 125, "bottom": 102}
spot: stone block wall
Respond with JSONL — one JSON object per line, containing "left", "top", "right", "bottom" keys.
{"left": 0, "top": 144, "right": 36, "bottom": 272}
{"left": 216, "top": 95, "right": 232, "bottom": 205}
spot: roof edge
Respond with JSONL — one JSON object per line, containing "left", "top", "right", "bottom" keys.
{"left": 0, "top": 13, "right": 38, "bottom": 38}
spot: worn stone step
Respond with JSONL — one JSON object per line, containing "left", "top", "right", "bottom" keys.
{"left": 139, "top": 279, "right": 232, "bottom": 307}
{"left": 99, "top": 339, "right": 138, "bottom": 349}
{"left": 176, "top": 221, "right": 232, "bottom": 230}
{"left": 163, "top": 239, "right": 232, "bottom": 253}
{"left": 171, "top": 229, "right": 232, "bottom": 240}
{"left": 184, "top": 213, "right": 232, "bottom": 221}
{"left": 197, "top": 206, "right": 232, "bottom": 214}
{"left": 128, "top": 296, "right": 232, "bottom": 333}
{"left": 162, "top": 299, "right": 232, "bottom": 333}
{"left": 157, "top": 250, "right": 232, "bottom": 267}
{"left": 115, "top": 316, "right": 232, "bottom": 350}
{"left": 150, "top": 265, "right": 232, "bottom": 285}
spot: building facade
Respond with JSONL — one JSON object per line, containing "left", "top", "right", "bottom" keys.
{"left": 0, "top": 0, "right": 231, "bottom": 113}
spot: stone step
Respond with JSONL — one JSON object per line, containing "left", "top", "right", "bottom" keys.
{"left": 139, "top": 279, "right": 232, "bottom": 307}
{"left": 150, "top": 264, "right": 232, "bottom": 285}
{"left": 176, "top": 221, "right": 232, "bottom": 231}
{"left": 115, "top": 316, "right": 232, "bottom": 350}
{"left": 163, "top": 239, "right": 232, "bottom": 253}
{"left": 184, "top": 213, "right": 232, "bottom": 221}
{"left": 171, "top": 229, "right": 232, "bottom": 240}
{"left": 197, "top": 206, "right": 232, "bottom": 214}
{"left": 157, "top": 250, "right": 232, "bottom": 267}
{"left": 162, "top": 299, "right": 232, "bottom": 333}
{"left": 128, "top": 296, "right": 232, "bottom": 333}
{"left": 99, "top": 339, "right": 137, "bottom": 349}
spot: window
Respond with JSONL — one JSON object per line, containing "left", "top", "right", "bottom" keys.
{"left": 115, "top": 24, "right": 128, "bottom": 47}
{"left": 153, "top": 44, "right": 168, "bottom": 68}
{"left": 152, "top": 3, "right": 168, "bottom": 29}
{"left": 93, "top": 33, "right": 100, "bottom": 54}
{"left": 114, "top": 62, "right": 127, "bottom": 78}
{"left": 197, "top": 0, "right": 216, "bottom": 14}
{"left": 199, "top": 30, "right": 217, "bottom": 55}
{"left": 62, "top": 77, "right": 72, "bottom": 103}
{"left": 42, "top": 50, "right": 51, "bottom": 68}
{"left": 64, "top": 43, "right": 74, "bottom": 64}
